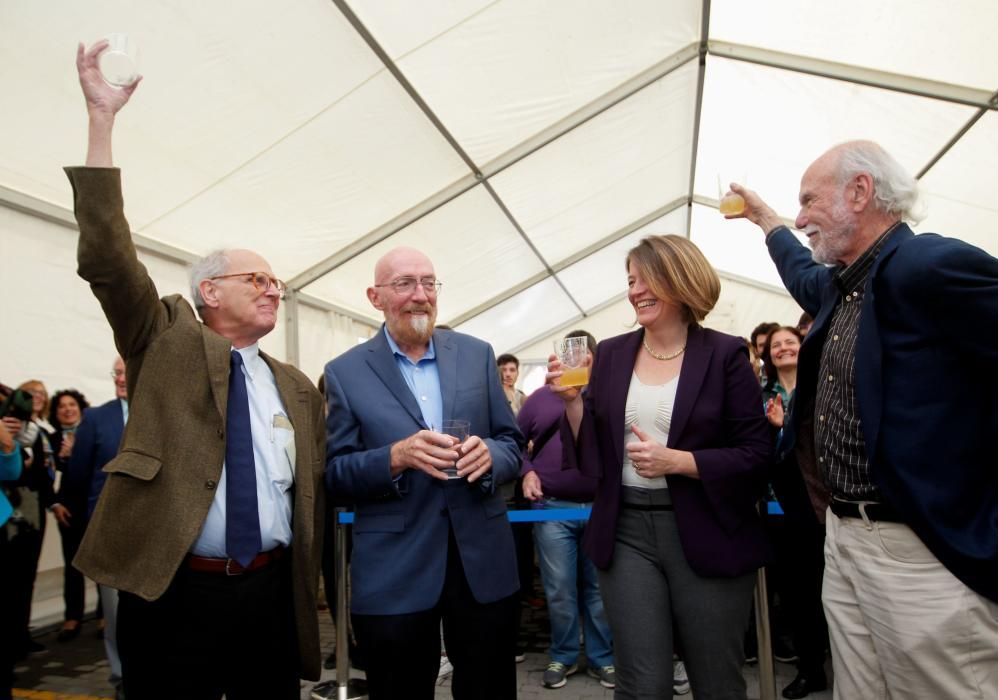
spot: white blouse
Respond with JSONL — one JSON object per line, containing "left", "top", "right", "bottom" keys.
{"left": 621, "top": 373, "right": 679, "bottom": 490}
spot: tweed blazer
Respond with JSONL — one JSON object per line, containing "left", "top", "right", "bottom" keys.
{"left": 63, "top": 167, "right": 326, "bottom": 680}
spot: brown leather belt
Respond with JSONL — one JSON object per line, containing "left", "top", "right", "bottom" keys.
{"left": 830, "top": 500, "right": 903, "bottom": 523}
{"left": 186, "top": 546, "right": 285, "bottom": 576}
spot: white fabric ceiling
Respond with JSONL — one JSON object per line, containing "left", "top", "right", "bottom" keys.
{"left": 3, "top": 0, "right": 997, "bottom": 395}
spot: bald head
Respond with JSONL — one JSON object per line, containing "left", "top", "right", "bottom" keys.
{"left": 373, "top": 247, "right": 435, "bottom": 285}
{"left": 368, "top": 246, "right": 439, "bottom": 354}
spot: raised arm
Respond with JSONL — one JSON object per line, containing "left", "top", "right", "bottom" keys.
{"left": 68, "top": 42, "right": 168, "bottom": 362}
{"left": 76, "top": 41, "right": 141, "bottom": 167}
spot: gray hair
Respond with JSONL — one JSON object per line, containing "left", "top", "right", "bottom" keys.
{"left": 189, "top": 250, "right": 230, "bottom": 317}
{"left": 835, "top": 141, "right": 923, "bottom": 224}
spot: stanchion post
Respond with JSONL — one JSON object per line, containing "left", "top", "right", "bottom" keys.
{"left": 754, "top": 566, "right": 777, "bottom": 700}
{"left": 335, "top": 506, "right": 350, "bottom": 699}
{"left": 310, "top": 508, "right": 367, "bottom": 700}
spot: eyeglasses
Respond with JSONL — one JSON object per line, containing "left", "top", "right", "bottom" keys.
{"left": 109, "top": 370, "right": 125, "bottom": 379}
{"left": 374, "top": 277, "right": 442, "bottom": 296}
{"left": 209, "top": 272, "right": 287, "bottom": 299}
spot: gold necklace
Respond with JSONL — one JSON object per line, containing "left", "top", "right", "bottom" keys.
{"left": 642, "top": 338, "right": 686, "bottom": 361}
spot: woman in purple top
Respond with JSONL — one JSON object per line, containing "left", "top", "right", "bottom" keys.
{"left": 550, "top": 235, "right": 771, "bottom": 700}
{"left": 518, "top": 331, "right": 614, "bottom": 690}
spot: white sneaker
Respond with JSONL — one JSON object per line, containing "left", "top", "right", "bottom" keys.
{"left": 673, "top": 660, "right": 690, "bottom": 695}
{"left": 438, "top": 654, "right": 453, "bottom": 678}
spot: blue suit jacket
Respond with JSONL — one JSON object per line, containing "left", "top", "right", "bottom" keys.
{"left": 324, "top": 327, "right": 524, "bottom": 615}
{"left": 767, "top": 224, "right": 998, "bottom": 602}
{"left": 63, "top": 399, "right": 125, "bottom": 518}
{"left": 564, "top": 325, "right": 772, "bottom": 577}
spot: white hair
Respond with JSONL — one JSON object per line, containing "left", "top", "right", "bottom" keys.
{"left": 835, "top": 141, "right": 923, "bottom": 224}
{"left": 189, "top": 250, "right": 230, "bottom": 318}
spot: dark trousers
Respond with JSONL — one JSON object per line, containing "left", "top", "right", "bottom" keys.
{"left": 780, "top": 518, "right": 828, "bottom": 676}
{"left": 0, "top": 529, "right": 16, "bottom": 700}
{"left": 117, "top": 556, "right": 300, "bottom": 700}
{"left": 58, "top": 518, "right": 87, "bottom": 622}
{"left": 8, "top": 524, "right": 43, "bottom": 653}
{"left": 352, "top": 527, "right": 519, "bottom": 700}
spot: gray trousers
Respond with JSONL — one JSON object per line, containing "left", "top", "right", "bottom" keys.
{"left": 598, "top": 488, "right": 755, "bottom": 699}
{"left": 98, "top": 584, "right": 122, "bottom": 684}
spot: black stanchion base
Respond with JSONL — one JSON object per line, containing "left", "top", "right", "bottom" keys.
{"left": 310, "top": 678, "right": 369, "bottom": 700}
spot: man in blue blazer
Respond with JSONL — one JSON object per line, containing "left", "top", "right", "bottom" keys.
{"left": 324, "top": 247, "right": 524, "bottom": 700}
{"left": 731, "top": 141, "right": 998, "bottom": 699}
{"left": 62, "top": 357, "right": 127, "bottom": 698}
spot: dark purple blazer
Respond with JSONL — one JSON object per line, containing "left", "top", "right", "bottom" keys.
{"left": 564, "top": 325, "right": 772, "bottom": 577}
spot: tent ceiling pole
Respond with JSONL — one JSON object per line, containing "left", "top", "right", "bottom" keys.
{"left": 0, "top": 184, "right": 199, "bottom": 266}
{"left": 916, "top": 89, "right": 998, "bottom": 179}
{"left": 330, "top": 0, "right": 585, "bottom": 316}
{"left": 0, "top": 186, "right": 371, "bottom": 332}
{"left": 446, "top": 197, "right": 687, "bottom": 328}
{"left": 284, "top": 289, "right": 301, "bottom": 366}
{"left": 291, "top": 6, "right": 700, "bottom": 291}
{"left": 708, "top": 41, "right": 996, "bottom": 110}
{"left": 685, "top": 0, "right": 712, "bottom": 239}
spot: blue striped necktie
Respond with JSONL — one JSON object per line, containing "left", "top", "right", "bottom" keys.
{"left": 226, "top": 350, "right": 261, "bottom": 567}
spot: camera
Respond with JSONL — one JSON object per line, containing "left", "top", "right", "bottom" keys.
{"left": 0, "top": 383, "right": 34, "bottom": 421}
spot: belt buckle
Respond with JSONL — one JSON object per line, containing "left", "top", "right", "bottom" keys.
{"left": 225, "top": 558, "right": 244, "bottom": 576}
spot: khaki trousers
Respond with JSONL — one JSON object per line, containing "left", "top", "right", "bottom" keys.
{"left": 823, "top": 508, "right": 998, "bottom": 699}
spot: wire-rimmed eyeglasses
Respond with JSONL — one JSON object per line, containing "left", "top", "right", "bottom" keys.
{"left": 373, "top": 277, "right": 442, "bottom": 296}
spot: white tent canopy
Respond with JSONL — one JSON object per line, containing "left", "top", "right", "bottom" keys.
{"left": 3, "top": 0, "right": 997, "bottom": 404}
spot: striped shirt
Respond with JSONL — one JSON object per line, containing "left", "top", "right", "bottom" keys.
{"left": 815, "top": 224, "right": 899, "bottom": 500}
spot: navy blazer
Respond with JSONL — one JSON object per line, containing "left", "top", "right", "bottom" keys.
{"left": 63, "top": 399, "right": 125, "bottom": 518}
{"left": 564, "top": 325, "right": 772, "bottom": 577}
{"left": 324, "top": 327, "right": 524, "bottom": 615}
{"left": 768, "top": 225, "right": 998, "bottom": 602}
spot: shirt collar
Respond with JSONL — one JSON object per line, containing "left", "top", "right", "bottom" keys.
{"left": 834, "top": 221, "right": 901, "bottom": 296}
{"left": 383, "top": 326, "right": 435, "bottom": 364}
{"left": 232, "top": 343, "right": 262, "bottom": 380}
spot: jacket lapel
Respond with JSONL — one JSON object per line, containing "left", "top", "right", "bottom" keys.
{"left": 607, "top": 331, "right": 642, "bottom": 464}
{"left": 202, "top": 326, "right": 232, "bottom": 424}
{"left": 668, "top": 325, "right": 711, "bottom": 447}
{"left": 855, "top": 224, "right": 913, "bottom": 466}
{"left": 365, "top": 329, "right": 427, "bottom": 429}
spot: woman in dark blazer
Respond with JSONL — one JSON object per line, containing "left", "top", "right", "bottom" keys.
{"left": 553, "top": 235, "right": 771, "bottom": 699}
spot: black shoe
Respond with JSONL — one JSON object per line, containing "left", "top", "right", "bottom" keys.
{"left": 782, "top": 671, "right": 828, "bottom": 699}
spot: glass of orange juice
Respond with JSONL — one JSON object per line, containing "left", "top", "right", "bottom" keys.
{"left": 717, "top": 174, "right": 746, "bottom": 216}
{"left": 554, "top": 337, "right": 589, "bottom": 387}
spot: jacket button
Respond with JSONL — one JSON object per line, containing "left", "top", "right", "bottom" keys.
{"left": 217, "top": 429, "right": 224, "bottom": 439}
{"left": 205, "top": 480, "right": 217, "bottom": 490}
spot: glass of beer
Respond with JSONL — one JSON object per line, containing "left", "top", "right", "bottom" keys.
{"left": 718, "top": 174, "right": 746, "bottom": 216}
{"left": 554, "top": 337, "right": 590, "bottom": 387}
{"left": 440, "top": 419, "right": 470, "bottom": 479}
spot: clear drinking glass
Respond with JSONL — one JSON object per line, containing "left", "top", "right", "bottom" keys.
{"left": 717, "top": 173, "right": 747, "bottom": 216}
{"left": 553, "top": 337, "right": 589, "bottom": 387}
{"left": 99, "top": 33, "right": 139, "bottom": 87}
{"left": 440, "top": 419, "right": 470, "bottom": 479}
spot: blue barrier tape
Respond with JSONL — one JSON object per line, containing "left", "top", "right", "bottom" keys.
{"left": 340, "top": 503, "right": 784, "bottom": 524}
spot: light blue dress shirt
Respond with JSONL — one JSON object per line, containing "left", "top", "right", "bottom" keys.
{"left": 384, "top": 327, "right": 443, "bottom": 432}
{"left": 191, "top": 343, "right": 294, "bottom": 559}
